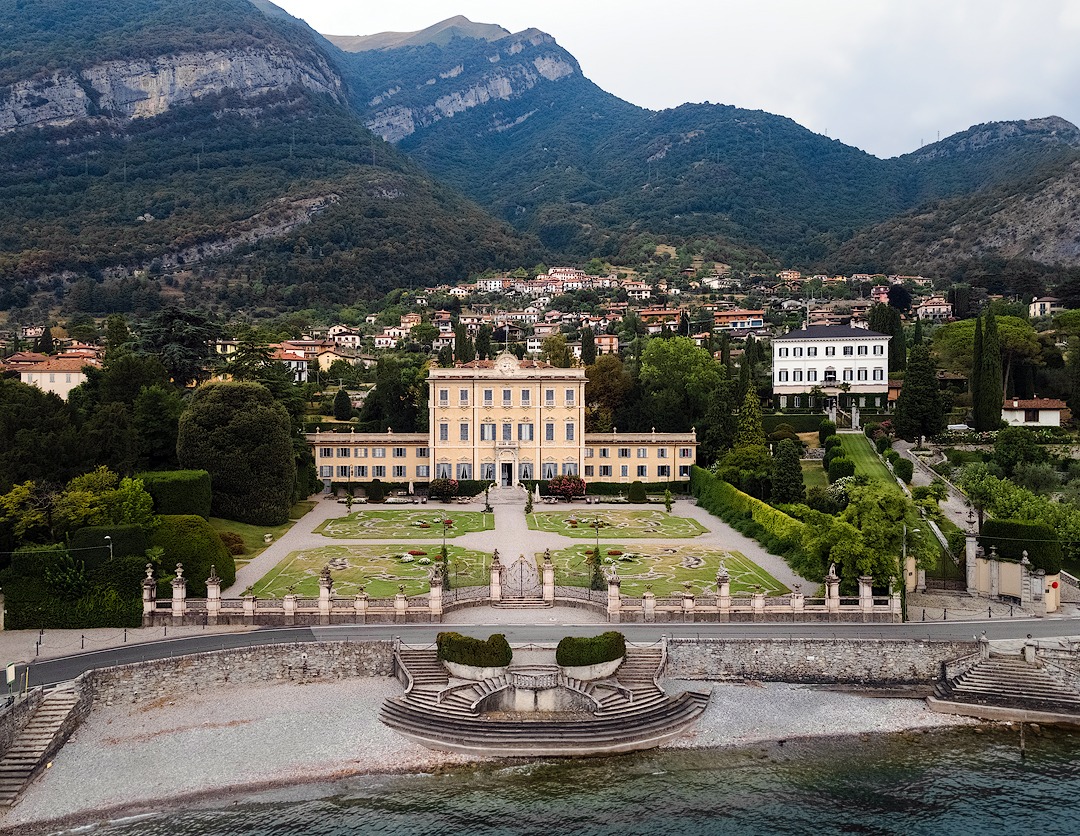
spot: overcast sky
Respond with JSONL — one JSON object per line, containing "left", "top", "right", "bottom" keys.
{"left": 272, "top": 0, "right": 1080, "bottom": 159}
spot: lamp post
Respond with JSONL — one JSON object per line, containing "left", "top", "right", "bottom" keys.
{"left": 104, "top": 535, "right": 113, "bottom": 561}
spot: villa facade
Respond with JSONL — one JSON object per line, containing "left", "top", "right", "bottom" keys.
{"left": 771, "top": 324, "right": 890, "bottom": 410}
{"left": 308, "top": 352, "right": 697, "bottom": 489}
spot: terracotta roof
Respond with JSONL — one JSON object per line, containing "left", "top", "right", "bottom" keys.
{"left": 1002, "top": 398, "right": 1067, "bottom": 410}
{"left": 774, "top": 325, "right": 888, "bottom": 341}
{"left": 20, "top": 357, "right": 98, "bottom": 372}
{"left": 4, "top": 351, "right": 48, "bottom": 365}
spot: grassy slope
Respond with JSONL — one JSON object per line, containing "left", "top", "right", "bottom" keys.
{"left": 800, "top": 460, "right": 828, "bottom": 490}
{"left": 209, "top": 499, "right": 316, "bottom": 566}
{"left": 840, "top": 434, "right": 898, "bottom": 488}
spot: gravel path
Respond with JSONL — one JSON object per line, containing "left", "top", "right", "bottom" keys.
{"left": 2, "top": 675, "right": 971, "bottom": 830}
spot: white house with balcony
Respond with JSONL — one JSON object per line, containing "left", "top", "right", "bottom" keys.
{"left": 1029, "top": 297, "right": 1064, "bottom": 319}
{"left": 772, "top": 325, "right": 890, "bottom": 410}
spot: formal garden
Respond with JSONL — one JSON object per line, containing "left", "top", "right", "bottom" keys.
{"left": 540, "top": 544, "right": 788, "bottom": 596}
{"left": 248, "top": 544, "right": 492, "bottom": 598}
{"left": 526, "top": 510, "right": 707, "bottom": 538}
{"left": 313, "top": 510, "right": 494, "bottom": 539}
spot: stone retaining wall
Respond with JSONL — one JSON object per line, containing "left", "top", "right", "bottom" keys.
{"left": 0, "top": 687, "right": 43, "bottom": 759}
{"left": 666, "top": 638, "right": 975, "bottom": 685}
{"left": 78, "top": 641, "right": 395, "bottom": 707}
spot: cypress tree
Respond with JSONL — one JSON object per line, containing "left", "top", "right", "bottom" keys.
{"left": 975, "top": 311, "right": 1003, "bottom": 430}
{"left": 893, "top": 345, "right": 947, "bottom": 441}
{"left": 912, "top": 318, "right": 923, "bottom": 347}
{"left": 332, "top": 387, "right": 353, "bottom": 421}
{"left": 771, "top": 439, "right": 805, "bottom": 503}
{"left": 971, "top": 316, "right": 983, "bottom": 427}
{"left": 580, "top": 327, "right": 597, "bottom": 365}
{"left": 735, "top": 388, "right": 766, "bottom": 450}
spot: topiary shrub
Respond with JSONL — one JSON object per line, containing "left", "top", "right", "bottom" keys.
{"left": 365, "top": 479, "right": 387, "bottom": 502}
{"left": 150, "top": 515, "right": 235, "bottom": 597}
{"left": 556, "top": 631, "right": 627, "bottom": 667}
{"left": 893, "top": 458, "right": 914, "bottom": 484}
{"left": 69, "top": 524, "right": 151, "bottom": 570}
{"left": 818, "top": 419, "right": 836, "bottom": 447}
{"left": 627, "top": 480, "right": 647, "bottom": 502}
{"left": 823, "top": 434, "right": 843, "bottom": 452}
{"left": 218, "top": 531, "right": 247, "bottom": 555}
{"left": 979, "top": 519, "right": 1063, "bottom": 575}
{"left": 436, "top": 632, "right": 512, "bottom": 667}
{"left": 137, "top": 470, "right": 212, "bottom": 518}
{"left": 884, "top": 449, "right": 901, "bottom": 465}
{"left": 548, "top": 474, "right": 586, "bottom": 499}
{"left": 875, "top": 435, "right": 891, "bottom": 454}
{"left": 827, "top": 456, "right": 856, "bottom": 482}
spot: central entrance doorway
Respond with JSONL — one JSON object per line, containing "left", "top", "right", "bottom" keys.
{"left": 501, "top": 462, "right": 513, "bottom": 487}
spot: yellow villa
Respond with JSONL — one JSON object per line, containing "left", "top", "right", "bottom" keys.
{"left": 307, "top": 352, "right": 697, "bottom": 490}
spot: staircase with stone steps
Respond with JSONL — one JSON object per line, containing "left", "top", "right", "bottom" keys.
{"left": 0, "top": 687, "right": 79, "bottom": 807}
{"left": 932, "top": 655, "right": 1080, "bottom": 717}
{"left": 494, "top": 597, "right": 551, "bottom": 609}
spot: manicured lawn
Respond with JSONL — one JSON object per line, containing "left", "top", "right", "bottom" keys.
{"left": 313, "top": 510, "right": 494, "bottom": 539}
{"left": 801, "top": 460, "right": 828, "bottom": 490}
{"left": 527, "top": 509, "right": 707, "bottom": 539}
{"left": 209, "top": 500, "right": 317, "bottom": 568}
{"left": 840, "top": 434, "right": 897, "bottom": 487}
{"left": 249, "top": 544, "right": 490, "bottom": 598}
{"left": 541, "top": 544, "right": 789, "bottom": 596}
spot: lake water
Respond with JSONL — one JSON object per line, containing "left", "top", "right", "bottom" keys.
{"left": 55, "top": 726, "right": 1080, "bottom": 836}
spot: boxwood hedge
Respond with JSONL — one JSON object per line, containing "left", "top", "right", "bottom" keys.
{"left": 436, "top": 632, "right": 512, "bottom": 667}
{"left": 979, "top": 519, "right": 1063, "bottom": 575}
{"left": 556, "top": 631, "right": 626, "bottom": 667}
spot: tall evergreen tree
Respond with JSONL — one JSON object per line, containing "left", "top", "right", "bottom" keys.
{"left": 35, "top": 326, "right": 54, "bottom": 355}
{"left": 893, "top": 346, "right": 947, "bottom": 441}
{"left": 453, "top": 324, "right": 476, "bottom": 363}
{"left": 719, "top": 332, "right": 731, "bottom": 370}
{"left": 474, "top": 324, "right": 493, "bottom": 361}
{"left": 699, "top": 365, "right": 737, "bottom": 465}
{"left": 332, "top": 387, "right": 353, "bottom": 421}
{"left": 771, "top": 439, "right": 806, "bottom": 503}
{"left": 868, "top": 303, "right": 905, "bottom": 371}
{"left": 971, "top": 315, "right": 983, "bottom": 426}
{"left": 974, "top": 310, "right": 1003, "bottom": 430}
{"left": 912, "top": 318, "right": 923, "bottom": 347}
{"left": 1066, "top": 337, "right": 1080, "bottom": 414}
{"left": 580, "top": 327, "right": 597, "bottom": 365}
{"left": 735, "top": 388, "right": 766, "bottom": 450}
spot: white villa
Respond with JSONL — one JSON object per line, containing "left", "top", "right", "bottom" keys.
{"left": 772, "top": 325, "right": 890, "bottom": 410}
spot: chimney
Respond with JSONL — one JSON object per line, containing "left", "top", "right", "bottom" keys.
{"left": 1013, "top": 399, "right": 1019, "bottom": 408}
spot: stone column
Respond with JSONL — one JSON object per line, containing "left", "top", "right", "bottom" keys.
{"left": 542, "top": 549, "right": 555, "bottom": 604}
{"left": 489, "top": 550, "right": 503, "bottom": 603}
{"left": 965, "top": 522, "right": 979, "bottom": 595}
{"left": 170, "top": 563, "right": 187, "bottom": 621}
{"left": 916, "top": 565, "right": 927, "bottom": 594}
{"left": 750, "top": 587, "right": 765, "bottom": 619}
{"left": 791, "top": 583, "right": 804, "bottom": 619}
{"left": 890, "top": 589, "right": 902, "bottom": 619}
{"left": 681, "top": 584, "right": 695, "bottom": 623}
{"left": 205, "top": 566, "right": 221, "bottom": 625}
{"left": 607, "top": 572, "right": 622, "bottom": 623}
{"left": 858, "top": 576, "right": 874, "bottom": 616}
{"left": 318, "top": 565, "right": 333, "bottom": 625}
{"left": 283, "top": 594, "right": 298, "bottom": 624}
{"left": 394, "top": 585, "right": 408, "bottom": 623}
{"left": 243, "top": 595, "right": 256, "bottom": 624}
{"left": 1020, "top": 552, "right": 1033, "bottom": 608}
{"left": 642, "top": 587, "right": 656, "bottom": 623}
{"left": 429, "top": 577, "right": 443, "bottom": 622}
{"left": 989, "top": 545, "right": 1000, "bottom": 599}
{"left": 354, "top": 588, "right": 368, "bottom": 624}
{"left": 979, "top": 632, "right": 991, "bottom": 660}
{"left": 141, "top": 563, "right": 157, "bottom": 626}
{"left": 1032, "top": 567, "right": 1046, "bottom": 618}
{"left": 825, "top": 564, "right": 840, "bottom": 615}
{"left": 0, "top": 587, "right": 4, "bottom": 632}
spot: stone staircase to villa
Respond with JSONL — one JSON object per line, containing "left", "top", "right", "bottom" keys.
{"left": 932, "top": 655, "right": 1080, "bottom": 719}
{"left": 494, "top": 597, "right": 551, "bottom": 609}
{"left": 383, "top": 645, "right": 707, "bottom": 756}
{"left": 0, "top": 686, "right": 80, "bottom": 807}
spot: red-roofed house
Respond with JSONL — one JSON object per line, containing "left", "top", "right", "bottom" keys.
{"left": 20, "top": 357, "right": 99, "bottom": 399}
{"left": 1002, "top": 398, "right": 1069, "bottom": 427}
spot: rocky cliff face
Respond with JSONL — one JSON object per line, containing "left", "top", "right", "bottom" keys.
{"left": 0, "top": 46, "right": 343, "bottom": 132}
{"left": 908, "top": 116, "right": 1080, "bottom": 162}
{"left": 363, "top": 30, "right": 577, "bottom": 143}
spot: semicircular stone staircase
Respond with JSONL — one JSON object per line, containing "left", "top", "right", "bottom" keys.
{"left": 930, "top": 653, "right": 1080, "bottom": 720}
{"left": 382, "top": 646, "right": 709, "bottom": 757}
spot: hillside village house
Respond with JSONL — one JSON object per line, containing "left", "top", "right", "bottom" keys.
{"left": 20, "top": 356, "right": 99, "bottom": 399}
{"left": 308, "top": 352, "right": 697, "bottom": 491}
{"left": 772, "top": 324, "right": 890, "bottom": 410}
{"left": 1029, "top": 297, "right": 1064, "bottom": 318}
{"left": 915, "top": 297, "right": 953, "bottom": 321}
{"left": 1001, "top": 397, "right": 1068, "bottom": 427}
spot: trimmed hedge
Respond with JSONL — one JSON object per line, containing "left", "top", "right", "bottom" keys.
{"left": 627, "top": 480, "right": 647, "bottom": 502}
{"left": 556, "top": 631, "right": 627, "bottom": 667}
{"left": 893, "top": 458, "right": 914, "bottom": 484}
{"left": 436, "top": 632, "right": 512, "bottom": 667}
{"left": 137, "top": 470, "right": 212, "bottom": 518}
{"left": 827, "top": 457, "right": 855, "bottom": 482}
{"left": 979, "top": 519, "right": 1063, "bottom": 575}
{"left": 69, "top": 525, "right": 150, "bottom": 570}
{"left": 690, "top": 466, "right": 804, "bottom": 558}
{"left": 763, "top": 414, "right": 828, "bottom": 434}
{"left": 818, "top": 419, "right": 836, "bottom": 447}
{"left": 823, "top": 435, "right": 843, "bottom": 452}
{"left": 875, "top": 435, "right": 891, "bottom": 454}
{"left": 150, "top": 515, "right": 235, "bottom": 597}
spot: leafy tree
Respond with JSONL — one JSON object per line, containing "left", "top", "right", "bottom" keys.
{"left": 0, "top": 481, "right": 53, "bottom": 542}
{"left": 139, "top": 306, "right": 219, "bottom": 388}
{"left": 1066, "top": 337, "right": 1080, "bottom": 414}
{"left": 771, "top": 439, "right": 805, "bottom": 504}
{"left": 840, "top": 483, "right": 913, "bottom": 585}
{"left": 580, "top": 327, "right": 597, "bottom": 365}
{"left": 699, "top": 365, "right": 737, "bottom": 465}
{"left": 639, "top": 337, "right": 722, "bottom": 433}
{"left": 104, "top": 314, "right": 131, "bottom": 356}
{"left": 585, "top": 355, "right": 633, "bottom": 432}
{"left": 411, "top": 322, "right": 439, "bottom": 351}
{"left": 222, "top": 335, "right": 274, "bottom": 381}
{"left": 132, "top": 384, "right": 184, "bottom": 471}
{"left": 735, "top": 388, "right": 766, "bottom": 450}
{"left": 991, "top": 426, "right": 1045, "bottom": 476}
{"left": 176, "top": 381, "right": 296, "bottom": 525}
{"left": 0, "top": 378, "right": 88, "bottom": 492}
{"left": 542, "top": 333, "right": 573, "bottom": 368}
{"left": 358, "top": 354, "right": 429, "bottom": 433}
{"left": 887, "top": 284, "right": 912, "bottom": 312}
{"left": 83, "top": 402, "right": 140, "bottom": 476}
{"left": 332, "top": 387, "right": 353, "bottom": 421}
{"left": 893, "top": 346, "right": 947, "bottom": 441}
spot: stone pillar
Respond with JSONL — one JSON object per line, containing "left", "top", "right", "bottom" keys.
{"left": 1024, "top": 641, "right": 1036, "bottom": 664}
{"left": 607, "top": 573, "right": 622, "bottom": 623}
{"left": 825, "top": 564, "right": 840, "bottom": 615}
{"left": 1032, "top": 568, "right": 1046, "bottom": 618}
{"left": 751, "top": 589, "right": 765, "bottom": 619}
{"left": 791, "top": 583, "right": 804, "bottom": 618}
{"left": 205, "top": 566, "right": 221, "bottom": 625}
{"left": 965, "top": 526, "right": 979, "bottom": 596}
{"left": 989, "top": 545, "right": 1000, "bottom": 599}
{"left": 716, "top": 564, "right": 731, "bottom": 621}
{"left": 642, "top": 587, "right": 656, "bottom": 623}
{"left": 353, "top": 588, "right": 368, "bottom": 624}
{"left": 916, "top": 565, "right": 927, "bottom": 594}
{"left": 1020, "top": 552, "right": 1034, "bottom": 608}
{"left": 141, "top": 563, "right": 157, "bottom": 626}
{"left": 0, "top": 587, "right": 4, "bottom": 632}
{"left": 170, "top": 563, "right": 187, "bottom": 621}
{"left": 429, "top": 577, "right": 443, "bottom": 622}
{"left": 858, "top": 576, "right": 874, "bottom": 616}
{"left": 979, "top": 632, "right": 991, "bottom": 660}
{"left": 318, "top": 565, "right": 333, "bottom": 625}
{"left": 282, "top": 593, "right": 298, "bottom": 624}
{"left": 542, "top": 549, "right": 555, "bottom": 604}
{"left": 890, "top": 589, "right": 902, "bottom": 618}
{"left": 681, "top": 584, "right": 695, "bottom": 623}
{"left": 394, "top": 585, "right": 408, "bottom": 623}
{"left": 489, "top": 550, "right": 503, "bottom": 603}
{"left": 243, "top": 595, "right": 256, "bottom": 624}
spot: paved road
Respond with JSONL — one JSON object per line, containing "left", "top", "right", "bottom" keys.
{"left": 16, "top": 618, "right": 1079, "bottom": 688}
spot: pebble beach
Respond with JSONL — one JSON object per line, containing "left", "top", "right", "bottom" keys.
{"left": 1, "top": 676, "right": 973, "bottom": 832}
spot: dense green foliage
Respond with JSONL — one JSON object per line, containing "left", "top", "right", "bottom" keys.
{"left": 818, "top": 420, "right": 836, "bottom": 447}
{"left": 555, "top": 631, "right": 626, "bottom": 667}
{"left": 828, "top": 457, "right": 856, "bottom": 482}
{"left": 149, "top": 514, "right": 234, "bottom": 596}
{"left": 690, "top": 466, "right": 804, "bottom": 558}
{"left": 892, "top": 458, "right": 914, "bottom": 484}
{"left": 176, "top": 381, "right": 295, "bottom": 525}
{"left": 69, "top": 524, "right": 150, "bottom": 569}
{"left": 137, "top": 470, "right": 212, "bottom": 518}
{"left": 978, "top": 519, "right": 1063, "bottom": 576}
{"left": 627, "top": 481, "right": 647, "bottom": 503}
{"left": 894, "top": 345, "right": 947, "bottom": 440}
{"left": 436, "top": 631, "right": 512, "bottom": 668}
{"left": 771, "top": 439, "right": 806, "bottom": 504}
